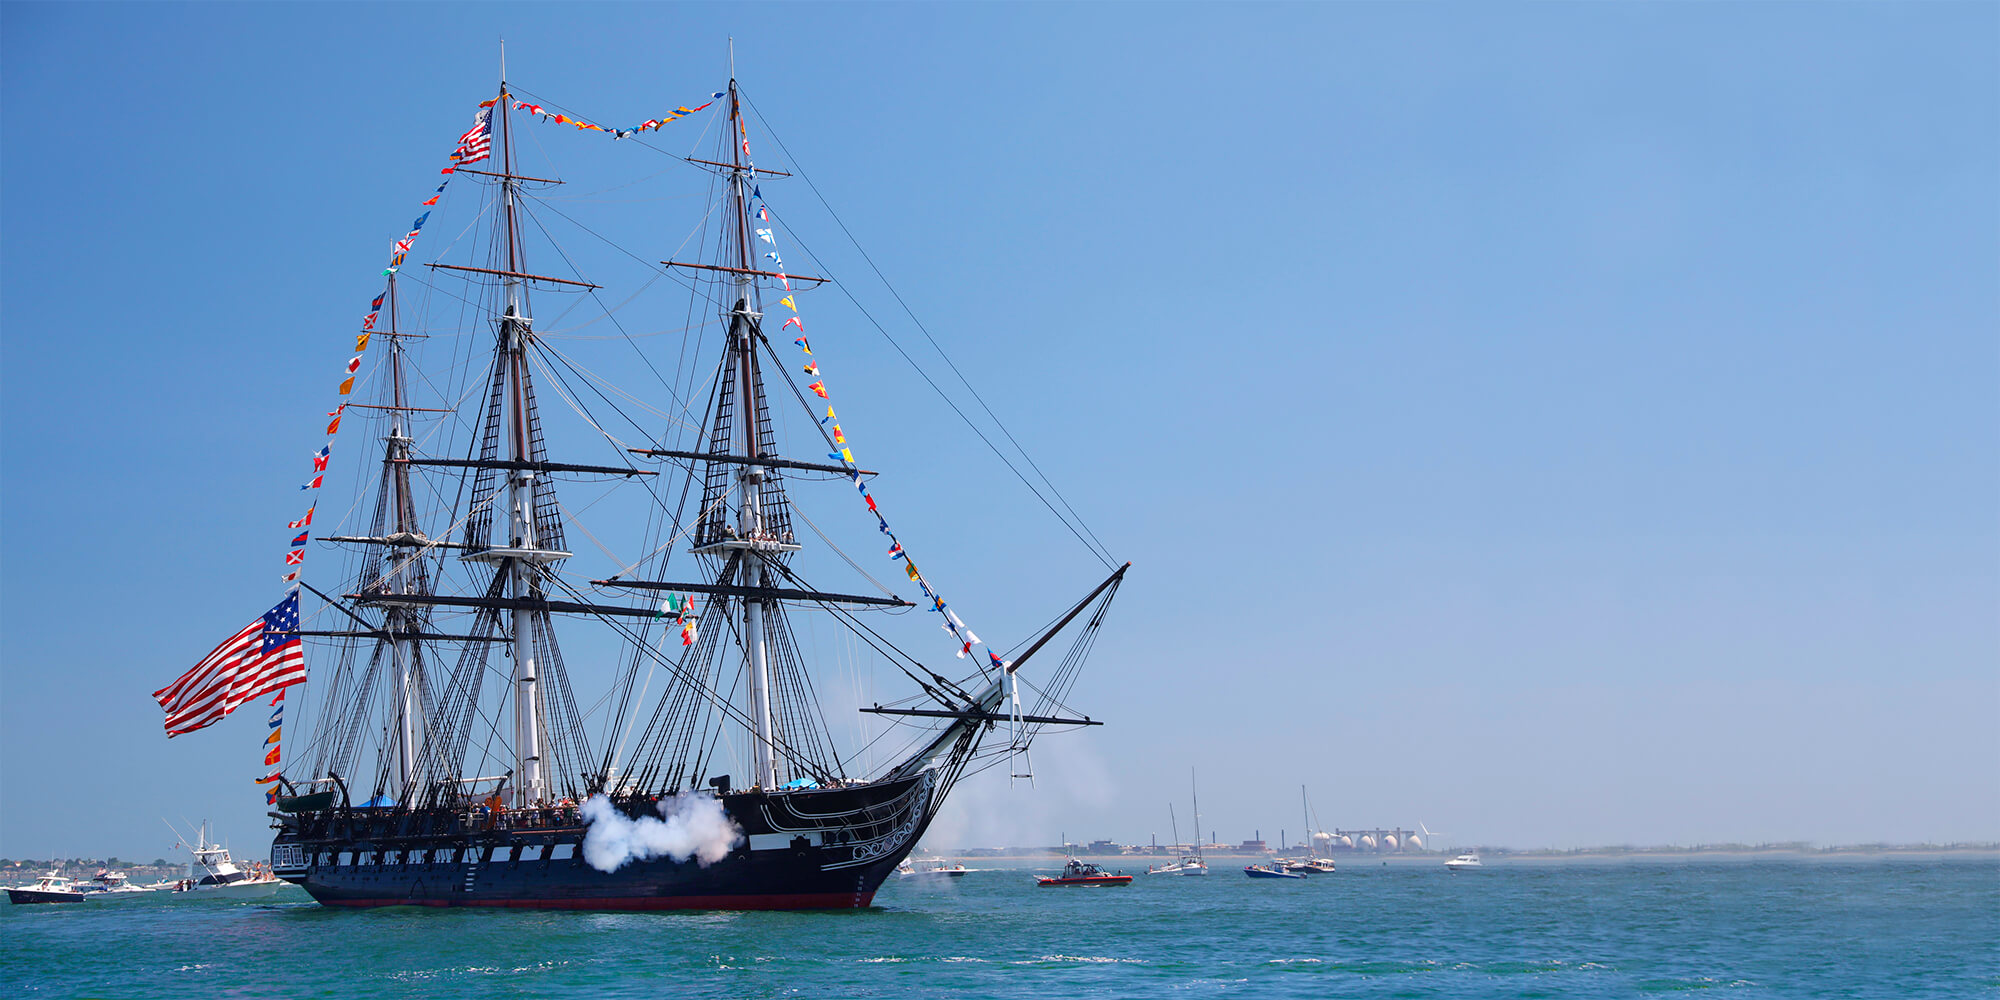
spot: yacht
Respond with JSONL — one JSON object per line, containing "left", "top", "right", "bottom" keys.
{"left": 1445, "top": 852, "right": 1483, "bottom": 870}
{"left": 165, "top": 824, "right": 284, "bottom": 898}
{"left": 7, "top": 871, "right": 87, "bottom": 904}
{"left": 1243, "top": 862, "right": 1305, "bottom": 880}
{"left": 1147, "top": 856, "right": 1209, "bottom": 876}
{"left": 1148, "top": 769, "right": 1209, "bottom": 875}
{"left": 79, "top": 870, "right": 157, "bottom": 900}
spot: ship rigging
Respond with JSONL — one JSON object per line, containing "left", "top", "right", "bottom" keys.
{"left": 248, "top": 60, "right": 1124, "bottom": 909}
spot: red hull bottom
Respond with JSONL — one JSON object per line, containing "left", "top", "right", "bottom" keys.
{"left": 316, "top": 891, "right": 877, "bottom": 911}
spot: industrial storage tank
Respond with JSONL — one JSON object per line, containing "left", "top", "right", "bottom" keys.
{"left": 1406, "top": 834, "right": 1423, "bottom": 850}
{"left": 1358, "top": 835, "right": 1377, "bottom": 850}
{"left": 1382, "top": 834, "right": 1399, "bottom": 850}
{"left": 1335, "top": 835, "right": 1353, "bottom": 849}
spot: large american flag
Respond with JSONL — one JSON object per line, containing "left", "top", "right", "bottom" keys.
{"left": 453, "top": 108, "right": 492, "bottom": 166}
{"left": 154, "top": 591, "right": 307, "bottom": 737}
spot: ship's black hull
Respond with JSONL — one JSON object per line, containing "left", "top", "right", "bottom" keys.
{"left": 270, "top": 772, "right": 934, "bottom": 911}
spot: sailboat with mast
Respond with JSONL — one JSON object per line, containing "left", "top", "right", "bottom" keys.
{"left": 257, "top": 59, "right": 1126, "bottom": 910}
{"left": 1148, "top": 769, "right": 1208, "bottom": 875}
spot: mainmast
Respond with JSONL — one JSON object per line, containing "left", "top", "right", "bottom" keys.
{"left": 724, "top": 76, "right": 781, "bottom": 791}
{"left": 493, "top": 72, "right": 561, "bottom": 809}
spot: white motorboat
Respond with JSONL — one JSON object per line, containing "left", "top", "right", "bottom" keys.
{"left": 897, "top": 857, "right": 970, "bottom": 877}
{"left": 1243, "top": 862, "right": 1305, "bottom": 880}
{"left": 164, "top": 823, "right": 285, "bottom": 898}
{"left": 1445, "top": 853, "right": 1483, "bottom": 870}
{"left": 78, "top": 870, "right": 157, "bottom": 900}
{"left": 1147, "top": 857, "right": 1210, "bottom": 876}
{"left": 6, "top": 871, "right": 88, "bottom": 904}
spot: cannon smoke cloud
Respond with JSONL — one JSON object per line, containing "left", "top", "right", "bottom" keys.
{"left": 580, "top": 793, "right": 743, "bottom": 873}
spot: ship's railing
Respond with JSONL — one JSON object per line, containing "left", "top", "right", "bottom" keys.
{"left": 460, "top": 804, "right": 586, "bottom": 833}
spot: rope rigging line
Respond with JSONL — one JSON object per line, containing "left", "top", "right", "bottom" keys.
{"left": 742, "top": 93, "right": 1118, "bottom": 570}
{"left": 512, "top": 195, "right": 713, "bottom": 429}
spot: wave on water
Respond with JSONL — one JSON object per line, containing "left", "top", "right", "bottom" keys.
{"left": 1019, "top": 955, "right": 1146, "bottom": 964}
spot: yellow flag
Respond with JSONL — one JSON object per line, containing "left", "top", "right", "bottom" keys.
{"left": 825, "top": 406, "right": 836, "bottom": 423}
{"left": 780, "top": 296, "right": 796, "bottom": 312}
{"left": 355, "top": 332, "right": 371, "bottom": 352}
{"left": 841, "top": 448, "right": 854, "bottom": 463}
{"left": 265, "top": 728, "right": 281, "bottom": 745}
{"left": 338, "top": 377, "right": 356, "bottom": 395}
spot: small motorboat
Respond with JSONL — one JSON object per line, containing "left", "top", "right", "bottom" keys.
{"left": 1243, "top": 862, "right": 1305, "bottom": 879}
{"left": 78, "top": 870, "right": 157, "bottom": 900}
{"left": 897, "top": 857, "right": 970, "bottom": 877}
{"left": 1282, "top": 858, "right": 1335, "bottom": 875}
{"left": 1147, "top": 856, "right": 1210, "bottom": 876}
{"left": 1038, "top": 859, "right": 1133, "bottom": 886}
{"left": 7, "top": 872, "right": 88, "bottom": 904}
{"left": 1446, "top": 853, "right": 1484, "bottom": 870}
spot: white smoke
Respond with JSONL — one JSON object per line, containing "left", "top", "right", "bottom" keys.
{"left": 580, "top": 792, "right": 744, "bottom": 873}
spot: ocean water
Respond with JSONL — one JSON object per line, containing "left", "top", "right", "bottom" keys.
{"left": 2, "top": 856, "right": 1993, "bottom": 998}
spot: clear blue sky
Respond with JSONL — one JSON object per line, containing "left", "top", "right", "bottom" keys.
{"left": 2, "top": 2, "right": 1994, "bottom": 860}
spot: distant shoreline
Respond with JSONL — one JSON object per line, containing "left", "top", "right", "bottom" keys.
{"left": 935, "top": 844, "right": 2000, "bottom": 862}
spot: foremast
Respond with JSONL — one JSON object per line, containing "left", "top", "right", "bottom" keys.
{"left": 381, "top": 276, "right": 425, "bottom": 796}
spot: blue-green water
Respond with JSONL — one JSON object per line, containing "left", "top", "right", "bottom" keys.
{"left": 3, "top": 857, "right": 1994, "bottom": 998}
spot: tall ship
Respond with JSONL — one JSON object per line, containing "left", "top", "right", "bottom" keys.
{"left": 250, "top": 62, "right": 1125, "bottom": 910}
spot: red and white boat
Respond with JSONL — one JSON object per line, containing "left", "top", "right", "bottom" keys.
{"left": 1038, "top": 859, "right": 1133, "bottom": 887}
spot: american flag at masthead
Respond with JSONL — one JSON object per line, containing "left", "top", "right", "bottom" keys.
{"left": 154, "top": 591, "right": 308, "bottom": 737}
{"left": 453, "top": 108, "right": 492, "bottom": 166}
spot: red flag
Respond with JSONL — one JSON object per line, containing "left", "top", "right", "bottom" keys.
{"left": 285, "top": 549, "right": 305, "bottom": 565}
{"left": 264, "top": 746, "right": 281, "bottom": 766}
{"left": 422, "top": 195, "right": 439, "bottom": 206}
{"left": 808, "top": 381, "right": 828, "bottom": 399}
{"left": 289, "top": 506, "right": 315, "bottom": 530}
